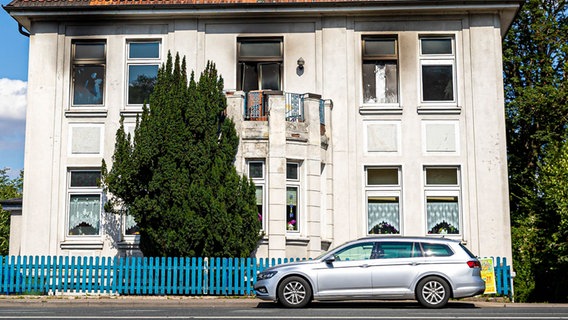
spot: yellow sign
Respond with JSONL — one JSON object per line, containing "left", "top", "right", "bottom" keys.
{"left": 480, "top": 258, "right": 497, "bottom": 294}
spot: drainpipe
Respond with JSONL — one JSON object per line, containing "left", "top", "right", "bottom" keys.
{"left": 18, "top": 24, "right": 30, "bottom": 37}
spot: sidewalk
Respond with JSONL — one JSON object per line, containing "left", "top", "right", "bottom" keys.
{"left": 0, "top": 295, "right": 565, "bottom": 308}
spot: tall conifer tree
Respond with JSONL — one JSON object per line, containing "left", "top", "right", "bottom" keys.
{"left": 103, "top": 53, "right": 261, "bottom": 257}
{"left": 504, "top": 0, "right": 567, "bottom": 302}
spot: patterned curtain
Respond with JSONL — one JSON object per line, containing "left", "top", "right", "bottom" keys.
{"left": 427, "top": 202, "right": 460, "bottom": 234}
{"left": 125, "top": 214, "right": 137, "bottom": 232}
{"left": 69, "top": 195, "right": 100, "bottom": 234}
{"left": 246, "top": 91, "right": 265, "bottom": 120}
{"left": 285, "top": 92, "right": 304, "bottom": 122}
{"left": 368, "top": 202, "right": 400, "bottom": 234}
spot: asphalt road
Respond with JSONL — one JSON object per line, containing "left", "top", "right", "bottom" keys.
{"left": 0, "top": 297, "right": 567, "bottom": 320}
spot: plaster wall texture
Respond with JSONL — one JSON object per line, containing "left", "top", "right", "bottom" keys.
{"left": 17, "top": 12, "right": 512, "bottom": 262}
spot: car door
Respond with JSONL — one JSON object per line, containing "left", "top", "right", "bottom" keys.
{"left": 315, "top": 241, "right": 376, "bottom": 298}
{"left": 371, "top": 241, "right": 424, "bottom": 297}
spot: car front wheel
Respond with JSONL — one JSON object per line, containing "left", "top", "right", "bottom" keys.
{"left": 277, "top": 276, "right": 312, "bottom": 308}
{"left": 416, "top": 276, "right": 450, "bottom": 308}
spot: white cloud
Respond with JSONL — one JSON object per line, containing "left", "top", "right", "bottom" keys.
{"left": 0, "top": 78, "right": 27, "bottom": 120}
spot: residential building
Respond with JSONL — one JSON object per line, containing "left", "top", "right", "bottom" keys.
{"left": 4, "top": 0, "right": 521, "bottom": 260}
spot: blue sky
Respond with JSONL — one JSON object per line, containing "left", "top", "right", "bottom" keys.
{"left": 0, "top": 0, "right": 29, "bottom": 179}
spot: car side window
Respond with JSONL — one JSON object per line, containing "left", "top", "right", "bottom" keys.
{"left": 374, "top": 241, "right": 415, "bottom": 259}
{"left": 421, "top": 243, "right": 454, "bottom": 257}
{"left": 334, "top": 242, "right": 375, "bottom": 261}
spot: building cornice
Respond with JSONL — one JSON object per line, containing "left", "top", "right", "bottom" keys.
{"left": 4, "top": 0, "right": 523, "bottom": 34}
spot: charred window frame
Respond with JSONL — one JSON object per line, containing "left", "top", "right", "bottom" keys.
{"left": 362, "top": 36, "right": 399, "bottom": 105}
{"left": 71, "top": 40, "right": 106, "bottom": 106}
{"left": 237, "top": 38, "right": 283, "bottom": 92}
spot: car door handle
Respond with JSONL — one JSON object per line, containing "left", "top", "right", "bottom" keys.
{"left": 360, "top": 264, "right": 370, "bottom": 268}
{"left": 409, "top": 262, "right": 420, "bottom": 266}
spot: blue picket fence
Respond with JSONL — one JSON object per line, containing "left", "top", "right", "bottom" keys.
{"left": 492, "top": 256, "right": 511, "bottom": 296}
{"left": 0, "top": 255, "right": 512, "bottom": 297}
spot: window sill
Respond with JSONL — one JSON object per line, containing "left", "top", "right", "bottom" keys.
{"left": 117, "top": 239, "right": 140, "bottom": 250}
{"left": 60, "top": 240, "right": 104, "bottom": 250}
{"left": 120, "top": 110, "right": 143, "bottom": 117}
{"left": 285, "top": 237, "right": 310, "bottom": 246}
{"left": 417, "top": 105, "right": 461, "bottom": 115}
{"left": 359, "top": 104, "right": 402, "bottom": 115}
{"left": 65, "top": 109, "right": 108, "bottom": 118}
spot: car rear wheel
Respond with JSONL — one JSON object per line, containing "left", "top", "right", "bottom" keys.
{"left": 277, "top": 276, "right": 312, "bottom": 308}
{"left": 416, "top": 276, "right": 450, "bottom": 308}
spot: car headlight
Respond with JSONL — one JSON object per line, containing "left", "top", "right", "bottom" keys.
{"left": 257, "top": 271, "right": 278, "bottom": 281}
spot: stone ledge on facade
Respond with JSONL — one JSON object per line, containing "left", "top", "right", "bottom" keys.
{"left": 117, "top": 240, "right": 140, "bottom": 250}
{"left": 321, "top": 239, "right": 332, "bottom": 251}
{"left": 417, "top": 105, "right": 462, "bottom": 115}
{"left": 60, "top": 241, "right": 104, "bottom": 250}
{"left": 285, "top": 237, "right": 310, "bottom": 246}
{"left": 359, "top": 105, "right": 403, "bottom": 115}
{"left": 65, "top": 110, "right": 108, "bottom": 118}
{"left": 120, "top": 110, "right": 143, "bottom": 118}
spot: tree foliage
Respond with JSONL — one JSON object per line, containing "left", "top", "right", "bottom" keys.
{"left": 503, "top": 0, "right": 568, "bottom": 302}
{"left": 103, "top": 53, "right": 261, "bottom": 257}
{"left": 0, "top": 169, "right": 23, "bottom": 256}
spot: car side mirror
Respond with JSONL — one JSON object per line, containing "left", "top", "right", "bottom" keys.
{"left": 324, "top": 256, "right": 336, "bottom": 264}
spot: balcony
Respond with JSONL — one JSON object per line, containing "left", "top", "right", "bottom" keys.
{"left": 227, "top": 90, "right": 330, "bottom": 147}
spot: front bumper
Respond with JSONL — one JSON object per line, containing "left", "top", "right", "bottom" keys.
{"left": 254, "top": 280, "right": 277, "bottom": 301}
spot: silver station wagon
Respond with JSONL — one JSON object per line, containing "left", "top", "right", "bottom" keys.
{"left": 254, "top": 236, "right": 485, "bottom": 308}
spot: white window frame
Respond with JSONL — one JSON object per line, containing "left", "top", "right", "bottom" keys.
{"left": 365, "top": 167, "right": 402, "bottom": 235}
{"left": 71, "top": 40, "right": 106, "bottom": 107}
{"left": 67, "top": 169, "right": 102, "bottom": 238}
{"left": 424, "top": 166, "right": 462, "bottom": 236}
{"left": 286, "top": 161, "right": 301, "bottom": 233}
{"left": 419, "top": 36, "right": 457, "bottom": 108}
{"left": 247, "top": 159, "right": 266, "bottom": 231}
{"left": 125, "top": 39, "right": 162, "bottom": 108}
{"left": 122, "top": 209, "right": 140, "bottom": 239}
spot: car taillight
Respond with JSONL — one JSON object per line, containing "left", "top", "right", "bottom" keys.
{"left": 467, "top": 260, "right": 481, "bottom": 268}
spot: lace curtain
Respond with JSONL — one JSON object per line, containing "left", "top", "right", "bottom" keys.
{"left": 368, "top": 202, "right": 400, "bottom": 233}
{"left": 427, "top": 202, "right": 460, "bottom": 233}
{"left": 125, "top": 214, "right": 137, "bottom": 232}
{"left": 69, "top": 195, "right": 100, "bottom": 234}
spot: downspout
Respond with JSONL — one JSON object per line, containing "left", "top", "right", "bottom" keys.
{"left": 18, "top": 23, "right": 30, "bottom": 37}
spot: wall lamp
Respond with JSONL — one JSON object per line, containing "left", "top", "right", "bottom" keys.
{"left": 297, "top": 57, "right": 305, "bottom": 70}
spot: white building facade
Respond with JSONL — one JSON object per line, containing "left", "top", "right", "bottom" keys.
{"left": 5, "top": 0, "right": 521, "bottom": 260}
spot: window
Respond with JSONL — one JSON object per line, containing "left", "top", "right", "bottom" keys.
{"left": 237, "top": 38, "right": 282, "bottom": 92}
{"left": 248, "top": 160, "right": 266, "bottom": 230}
{"left": 127, "top": 41, "right": 160, "bottom": 105}
{"left": 421, "top": 243, "right": 454, "bottom": 257}
{"left": 424, "top": 167, "right": 461, "bottom": 235}
{"left": 375, "top": 242, "right": 422, "bottom": 259}
{"left": 334, "top": 242, "right": 375, "bottom": 261}
{"left": 68, "top": 170, "right": 102, "bottom": 236}
{"left": 72, "top": 41, "right": 106, "bottom": 106}
{"left": 419, "top": 37, "right": 456, "bottom": 103}
{"left": 123, "top": 211, "right": 139, "bottom": 236}
{"left": 286, "top": 162, "right": 300, "bottom": 232}
{"left": 366, "top": 167, "right": 401, "bottom": 235}
{"left": 362, "top": 36, "right": 398, "bottom": 104}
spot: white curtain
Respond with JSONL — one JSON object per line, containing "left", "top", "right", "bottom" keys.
{"left": 374, "top": 64, "right": 387, "bottom": 103}
{"left": 368, "top": 202, "right": 399, "bottom": 233}
{"left": 427, "top": 202, "right": 460, "bottom": 233}
{"left": 125, "top": 214, "right": 137, "bottom": 232}
{"left": 69, "top": 195, "right": 100, "bottom": 233}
